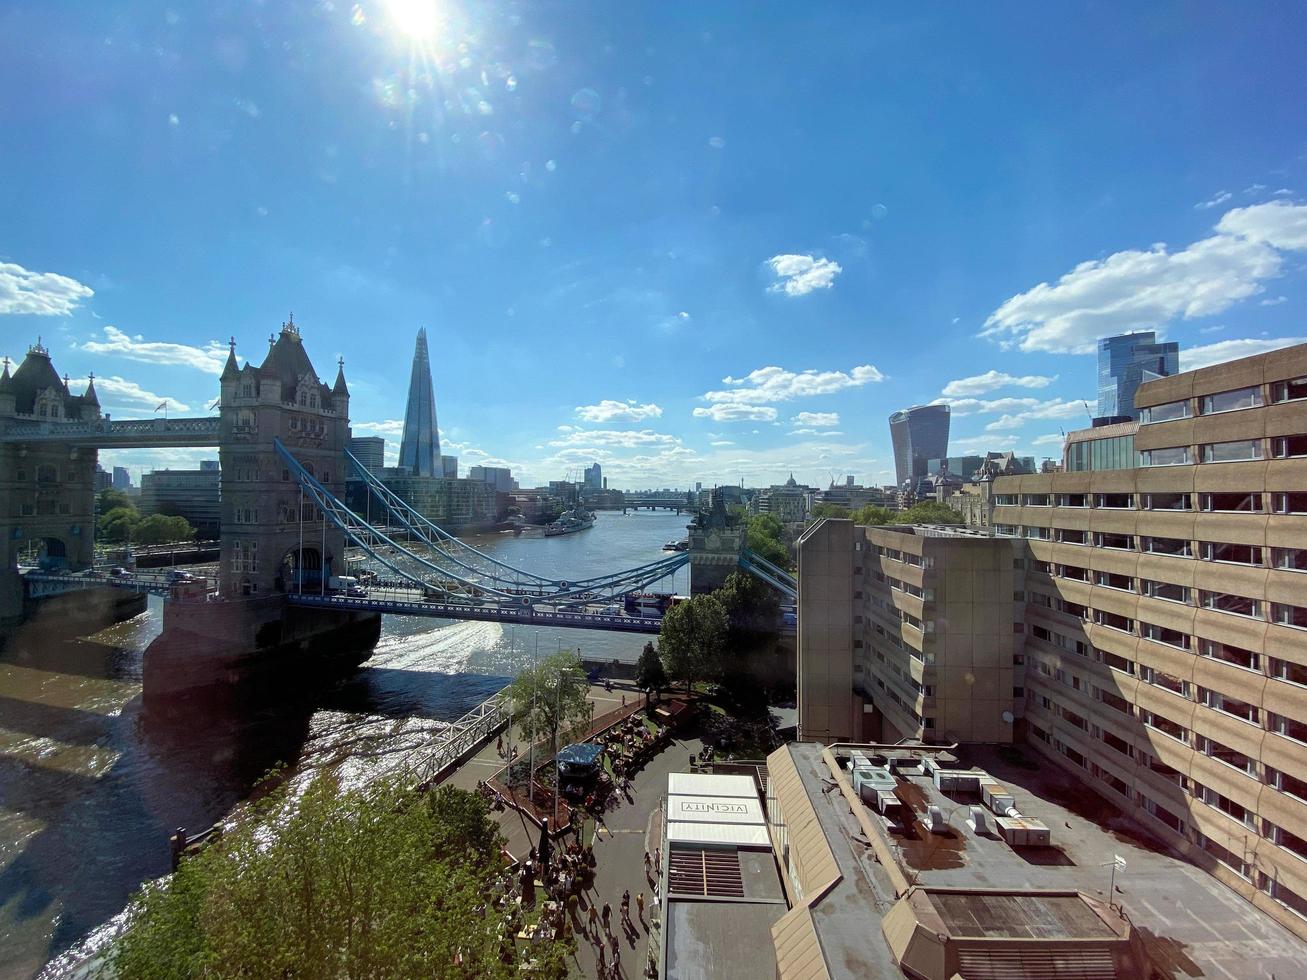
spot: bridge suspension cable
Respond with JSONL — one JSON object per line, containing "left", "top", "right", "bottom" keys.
{"left": 276, "top": 440, "right": 688, "bottom": 607}
{"left": 739, "top": 546, "right": 797, "bottom": 601}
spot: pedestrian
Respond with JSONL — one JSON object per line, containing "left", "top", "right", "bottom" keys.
{"left": 621, "top": 888, "right": 631, "bottom": 921}
{"left": 602, "top": 901, "right": 612, "bottom": 931}
{"left": 598, "top": 942, "right": 607, "bottom": 971}
{"left": 588, "top": 902, "right": 599, "bottom": 936}
{"left": 644, "top": 850, "right": 652, "bottom": 875}
{"left": 496, "top": 734, "right": 503, "bottom": 756}
{"left": 637, "top": 891, "right": 645, "bottom": 920}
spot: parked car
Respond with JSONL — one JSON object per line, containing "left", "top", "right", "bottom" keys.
{"left": 166, "top": 570, "right": 194, "bottom": 584}
{"left": 109, "top": 566, "right": 128, "bottom": 578}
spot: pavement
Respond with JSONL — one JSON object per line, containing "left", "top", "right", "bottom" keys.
{"left": 440, "top": 678, "right": 701, "bottom": 978}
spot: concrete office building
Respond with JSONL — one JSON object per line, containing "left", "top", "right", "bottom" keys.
{"left": 796, "top": 519, "right": 1024, "bottom": 745}
{"left": 755, "top": 474, "right": 809, "bottom": 523}
{"left": 889, "top": 404, "right": 950, "bottom": 487}
{"left": 583, "top": 462, "right": 602, "bottom": 491}
{"left": 441, "top": 454, "right": 458, "bottom": 479}
{"left": 139, "top": 466, "right": 221, "bottom": 538}
{"left": 991, "top": 341, "right": 1307, "bottom": 939}
{"left": 112, "top": 466, "right": 132, "bottom": 490}
{"left": 347, "top": 436, "right": 385, "bottom": 473}
{"left": 468, "top": 465, "right": 515, "bottom": 493}
{"left": 1097, "top": 330, "right": 1179, "bottom": 421}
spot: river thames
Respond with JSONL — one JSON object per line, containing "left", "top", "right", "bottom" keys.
{"left": 0, "top": 509, "right": 690, "bottom": 978}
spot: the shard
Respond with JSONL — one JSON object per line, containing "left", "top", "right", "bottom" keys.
{"left": 398, "top": 328, "right": 441, "bottom": 476}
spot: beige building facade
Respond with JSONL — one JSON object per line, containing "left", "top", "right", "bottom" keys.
{"left": 797, "top": 520, "right": 1024, "bottom": 745}
{"left": 992, "top": 341, "right": 1307, "bottom": 938}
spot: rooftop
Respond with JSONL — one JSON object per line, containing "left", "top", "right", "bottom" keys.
{"left": 796, "top": 741, "right": 1307, "bottom": 978}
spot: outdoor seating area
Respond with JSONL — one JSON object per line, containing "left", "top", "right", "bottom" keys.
{"left": 597, "top": 713, "right": 672, "bottom": 785}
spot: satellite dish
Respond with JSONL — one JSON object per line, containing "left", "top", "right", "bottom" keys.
{"left": 1001, "top": 710, "right": 1015, "bottom": 724}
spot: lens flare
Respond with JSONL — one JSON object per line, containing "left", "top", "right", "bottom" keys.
{"left": 384, "top": 0, "right": 440, "bottom": 40}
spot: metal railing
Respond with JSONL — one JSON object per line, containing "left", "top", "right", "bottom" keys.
{"left": 396, "top": 688, "right": 513, "bottom": 788}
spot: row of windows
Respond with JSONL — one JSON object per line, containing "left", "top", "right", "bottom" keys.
{"left": 1140, "top": 378, "right": 1307, "bottom": 426}
{"left": 1142, "top": 435, "right": 1307, "bottom": 467}
{"left": 1031, "top": 585, "right": 1307, "bottom": 632}
{"left": 1039, "top": 563, "right": 1307, "bottom": 614}
{"left": 1004, "top": 527, "right": 1307, "bottom": 572}
{"left": 1000, "top": 491, "right": 1307, "bottom": 513}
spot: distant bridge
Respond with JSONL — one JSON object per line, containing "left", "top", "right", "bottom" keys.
{"left": 0, "top": 416, "right": 220, "bottom": 448}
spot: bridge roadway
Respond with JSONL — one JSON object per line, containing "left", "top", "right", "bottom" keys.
{"left": 0, "top": 415, "right": 220, "bottom": 448}
{"left": 286, "top": 585, "right": 668, "bottom": 633}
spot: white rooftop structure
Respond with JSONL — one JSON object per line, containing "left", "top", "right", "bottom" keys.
{"left": 666, "top": 772, "right": 758, "bottom": 798}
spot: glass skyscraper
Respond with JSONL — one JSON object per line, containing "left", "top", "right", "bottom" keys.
{"left": 889, "top": 404, "right": 950, "bottom": 487}
{"left": 398, "top": 328, "right": 441, "bottom": 477}
{"left": 1097, "top": 331, "right": 1179, "bottom": 420}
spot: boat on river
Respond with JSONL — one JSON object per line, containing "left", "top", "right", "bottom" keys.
{"left": 544, "top": 505, "right": 597, "bottom": 536}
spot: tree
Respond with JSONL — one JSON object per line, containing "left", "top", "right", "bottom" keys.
{"left": 111, "top": 774, "right": 570, "bottom": 978}
{"left": 744, "top": 513, "right": 790, "bottom": 569}
{"left": 134, "top": 513, "right": 196, "bottom": 545}
{"left": 809, "top": 502, "right": 850, "bottom": 520}
{"left": 850, "top": 504, "right": 895, "bottom": 526}
{"left": 635, "top": 641, "right": 668, "bottom": 701}
{"left": 98, "top": 506, "right": 140, "bottom": 543}
{"left": 659, "top": 593, "right": 729, "bottom": 693}
{"left": 97, "top": 487, "right": 134, "bottom": 515}
{"left": 892, "top": 501, "right": 964, "bottom": 526}
{"left": 508, "top": 648, "right": 592, "bottom": 750}
{"left": 716, "top": 570, "right": 781, "bottom": 639}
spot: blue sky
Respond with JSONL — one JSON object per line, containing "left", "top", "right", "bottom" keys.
{"left": 2, "top": 1, "right": 1305, "bottom": 489}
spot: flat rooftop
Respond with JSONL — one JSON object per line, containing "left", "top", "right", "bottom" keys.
{"left": 821, "top": 743, "right": 1307, "bottom": 978}
{"left": 926, "top": 890, "right": 1116, "bottom": 940}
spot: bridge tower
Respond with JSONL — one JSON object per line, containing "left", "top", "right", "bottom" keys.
{"left": 217, "top": 318, "right": 351, "bottom": 598}
{"left": 0, "top": 341, "right": 101, "bottom": 622}
{"left": 686, "top": 490, "right": 746, "bottom": 594}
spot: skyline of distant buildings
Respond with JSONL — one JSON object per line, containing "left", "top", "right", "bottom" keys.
{"left": 1097, "top": 329, "right": 1180, "bottom": 421}
{"left": 889, "top": 403, "right": 951, "bottom": 487}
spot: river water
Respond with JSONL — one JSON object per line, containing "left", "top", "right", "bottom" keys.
{"left": 0, "top": 510, "right": 690, "bottom": 978}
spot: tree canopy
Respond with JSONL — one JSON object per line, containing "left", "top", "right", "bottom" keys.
{"left": 96, "top": 490, "right": 195, "bottom": 544}
{"left": 659, "top": 593, "right": 729, "bottom": 692}
{"left": 893, "top": 501, "right": 964, "bottom": 525}
{"left": 809, "top": 502, "right": 850, "bottom": 520}
{"left": 507, "top": 648, "right": 591, "bottom": 749}
{"left": 716, "top": 570, "right": 781, "bottom": 639}
{"left": 744, "top": 513, "right": 790, "bottom": 569}
{"left": 111, "top": 776, "right": 569, "bottom": 978}
{"left": 635, "top": 641, "right": 668, "bottom": 699}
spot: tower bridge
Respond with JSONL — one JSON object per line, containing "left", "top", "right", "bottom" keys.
{"left": 1, "top": 324, "right": 793, "bottom": 702}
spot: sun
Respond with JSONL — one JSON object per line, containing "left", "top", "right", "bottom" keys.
{"left": 383, "top": 0, "right": 441, "bottom": 41}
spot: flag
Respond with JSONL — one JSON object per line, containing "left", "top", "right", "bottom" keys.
{"left": 155, "top": 401, "right": 167, "bottom": 412}
{"left": 1113, "top": 855, "right": 1126, "bottom": 870}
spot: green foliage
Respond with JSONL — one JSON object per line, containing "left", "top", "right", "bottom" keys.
{"left": 635, "top": 641, "right": 668, "bottom": 698}
{"left": 850, "top": 504, "right": 895, "bottom": 526}
{"left": 809, "top": 502, "right": 850, "bottom": 520}
{"left": 744, "top": 513, "right": 790, "bottom": 569}
{"left": 659, "top": 593, "right": 729, "bottom": 691}
{"left": 111, "top": 775, "right": 566, "bottom": 979}
{"left": 716, "top": 570, "right": 781, "bottom": 639}
{"left": 508, "top": 649, "right": 591, "bottom": 748}
{"left": 97, "top": 506, "right": 140, "bottom": 543}
{"left": 134, "top": 514, "right": 196, "bottom": 545}
{"left": 892, "top": 501, "right": 965, "bottom": 525}
{"left": 97, "top": 487, "right": 135, "bottom": 515}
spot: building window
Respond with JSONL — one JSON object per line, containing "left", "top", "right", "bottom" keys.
{"left": 1201, "top": 640, "right": 1259, "bottom": 672}
{"left": 1272, "top": 435, "right": 1307, "bottom": 458}
{"left": 1141, "top": 664, "right": 1189, "bottom": 694}
{"left": 1272, "top": 548, "right": 1307, "bottom": 572}
{"left": 1200, "top": 385, "right": 1264, "bottom": 415}
{"left": 1271, "top": 378, "right": 1307, "bottom": 404}
{"left": 1201, "top": 440, "right": 1263, "bottom": 463}
{"left": 1094, "top": 532, "right": 1133, "bottom": 550}
{"left": 1200, "top": 492, "right": 1262, "bottom": 513}
{"left": 1195, "top": 786, "right": 1256, "bottom": 831}
{"left": 1267, "top": 767, "right": 1307, "bottom": 803}
{"left": 1059, "top": 564, "right": 1090, "bottom": 582}
{"left": 1199, "top": 688, "right": 1260, "bottom": 724}
{"left": 1023, "top": 526, "right": 1051, "bottom": 540}
{"left": 1099, "top": 650, "right": 1135, "bottom": 675}
{"left": 1143, "top": 536, "right": 1191, "bottom": 557}
{"left": 1271, "top": 658, "right": 1307, "bottom": 686}
{"left": 1272, "top": 603, "right": 1307, "bottom": 630}
{"left": 1094, "top": 610, "right": 1133, "bottom": 633}
{"left": 1095, "top": 493, "right": 1134, "bottom": 509}
{"left": 1140, "top": 399, "right": 1191, "bottom": 424}
{"left": 1273, "top": 493, "right": 1307, "bottom": 514}
{"left": 1197, "top": 833, "right": 1251, "bottom": 878}
{"left": 1197, "top": 736, "right": 1256, "bottom": 776}
{"left": 1057, "top": 493, "right": 1089, "bottom": 507}
{"left": 1142, "top": 710, "right": 1187, "bottom": 742}
{"left": 1271, "top": 713, "right": 1307, "bottom": 743}
{"left": 1200, "top": 590, "right": 1261, "bottom": 618}
{"left": 1142, "top": 579, "right": 1189, "bottom": 603}
{"left": 1142, "top": 447, "right": 1191, "bottom": 467}
{"left": 1199, "top": 541, "right": 1261, "bottom": 566}
{"left": 1056, "top": 528, "right": 1088, "bottom": 545}
{"left": 1144, "top": 492, "right": 1191, "bottom": 510}
{"left": 1141, "top": 623, "right": 1190, "bottom": 649}
{"left": 1095, "top": 570, "right": 1133, "bottom": 591}
{"left": 1023, "top": 493, "right": 1051, "bottom": 506}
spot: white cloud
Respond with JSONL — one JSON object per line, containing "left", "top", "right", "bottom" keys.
{"left": 709, "top": 440, "right": 734, "bottom": 446}
{"left": 931, "top": 395, "right": 1052, "bottom": 417}
{"left": 549, "top": 428, "right": 680, "bottom": 449}
{"left": 1180, "top": 337, "right": 1307, "bottom": 372}
{"left": 765, "top": 254, "right": 842, "bottom": 296}
{"left": 692, "top": 403, "right": 778, "bottom": 423}
{"left": 696, "top": 364, "right": 880, "bottom": 424}
{"left": 941, "top": 370, "right": 1056, "bottom": 397}
{"left": 1273, "top": 188, "right": 1295, "bottom": 197}
{"left": 950, "top": 434, "right": 1021, "bottom": 453}
{"left": 1260, "top": 296, "right": 1288, "bottom": 307}
{"left": 1195, "top": 190, "right": 1232, "bottom": 211}
{"left": 0, "top": 260, "right": 94, "bottom": 316}
{"left": 79, "top": 375, "right": 193, "bottom": 413}
{"left": 353, "top": 419, "right": 405, "bottom": 436}
{"left": 1199, "top": 324, "right": 1226, "bottom": 334}
{"left": 983, "top": 399, "right": 1087, "bottom": 431}
{"left": 982, "top": 201, "right": 1307, "bottom": 354}
{"left": 1031, "top": 433, "right": 1065, "bottom": 447}
{"left": 574, "top": 399, "right": 664, "bottom": 423}
{"left": 81, "top": 325, "right": 230, "bottom": 374}
{"left": 791, "top": 411, "right": 840, "bottom": 427}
